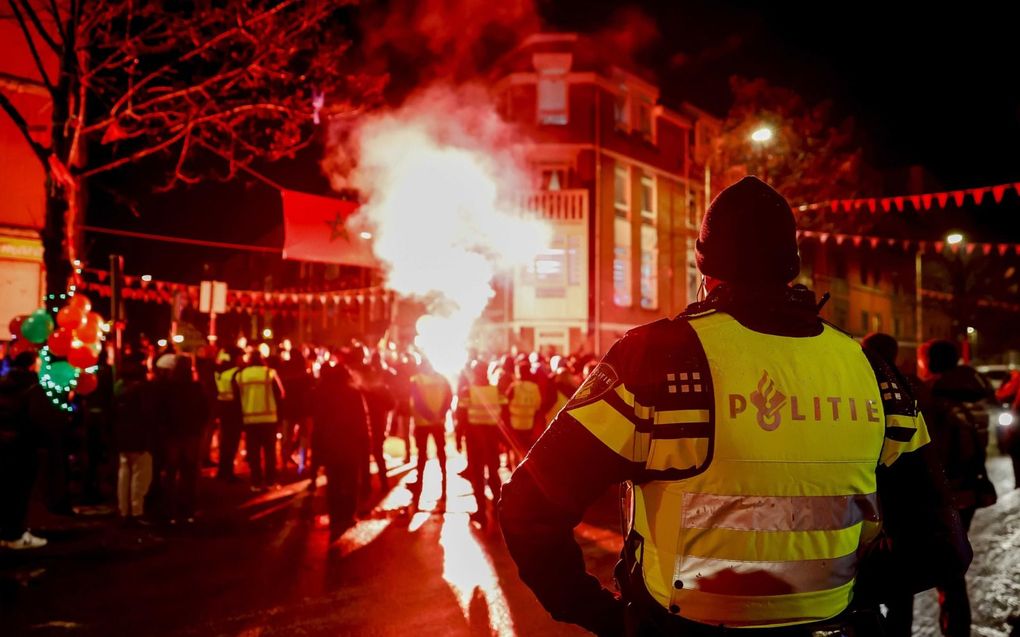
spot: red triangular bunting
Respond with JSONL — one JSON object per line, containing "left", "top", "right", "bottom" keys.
{"left": 852, "top": 236, "right": 863, "bottom": 247}
{"left": 993, "top": 185, "right": 1008, "bottom": 203}
{"left": 1014, "top": 245, "right": 1020, "bottom": 256}
{"left": 892, "top": 197, "right": 904, "bottom": 211}
{"left": 952, "top": 191, "right": 966, "bottom": 207}
{"left": 950, "top": 244, "right": 961, "bottom": 254}
{"left": 971, "top": 188, "right": 987, "bottom": 205}
{"left": 908, "top": 195, "right": 922, "bottom": 210}
{"left": 819, "top": 233, "right": 830, "bottom": 244}
{"left": 830, "top": 201, "right": 840, "bottom": 213}
{"left": 1000, "top": 244, "right": 1010, "bottom": 256}
{"left": 965, "top": 243, "right": 977, "bottom": 255}
{"left": 869, "top": 237, "right": 880, "bottom": 249}
{"left": 841, "top": 199, "right": 853, "bottom": 213}
{"left": 867, "top": 199, "right": 877, "bottom": 213}
{"left": 935, "top": 192, "right": 949, "bottom": 208}
{"left": 880, "top": 198, "right": 892, "bottom": 212}
{"left": 934, "top": 241, "right": 944, "bottom": 253}
{"left": 982, "top": 244, "right": 993, "bottom": 256}
{"left": 921, "top": 194, "right": 933, "bottom": 210}
{"left": 835, "top": 235, "right": 846, "bottom": 246}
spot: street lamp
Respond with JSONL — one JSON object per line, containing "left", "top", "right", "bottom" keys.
{"left": 946, "top": 232, "right": 964, "bottom": 246}
{"left": 750, "top": 126, "right": 774, "bottom": 143}
{"left": 750, "top": 125, "right": 774, "bottom": 182}
{"left": 916, "top": 231, "right": 969, "bottom": 360}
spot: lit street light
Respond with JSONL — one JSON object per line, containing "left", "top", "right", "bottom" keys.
{"left": 262, "top": 328, "right": 273, "bottom": 339}
{"left": 946, "top": 232, "right": 965, "bottom": 246}
{"left": 750, "top": 126, "right": 774, "bottom": 143}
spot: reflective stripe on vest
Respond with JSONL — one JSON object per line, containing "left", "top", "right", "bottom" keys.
{"left": 411, "top": 373, "right": 450, "bottom": 426}
{"left": 508, "top": 380, "right": 542, "bottom": 431}
{"left": 237, "top": 366, "right": 277, "bottom": 425}
{"left": 215, "top": 367, "right": 238, "bottom": 401}
{"left": 465, "top": 385, "right": 502, "bottom": 426}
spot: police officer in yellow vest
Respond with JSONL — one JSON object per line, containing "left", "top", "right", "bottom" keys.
{"left": 504, "top": 359, "right": 544, "bottom": 467}
{"left": 458, "top": 360, "right": 508, "bottom": 527}
{"left": 408, "top": 358, "right": 453, "bottom": 497}
{"left": 214, "top": 347, "right": 244, "bottom": 481}
{"left": 499, "top": 177, "right": 971, "bottom": 636}
{"left": 233, "top": 351, "right": 286, "bottom": 491}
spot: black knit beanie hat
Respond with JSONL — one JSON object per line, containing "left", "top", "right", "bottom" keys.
{"left": 695, "top": 176, "right": 800, "bottom": 284}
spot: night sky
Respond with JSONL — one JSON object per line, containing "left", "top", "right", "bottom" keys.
{"left": 85, "top": 1, "right": 1020, "bottom": 281}
{"left": 546, "top": 1, "right": 1020, "bottom": 190}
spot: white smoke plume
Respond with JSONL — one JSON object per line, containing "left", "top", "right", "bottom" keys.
{"left": 331, "top": 85, "right": 550, "bottom": 379}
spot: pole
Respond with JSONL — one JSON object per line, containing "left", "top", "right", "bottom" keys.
{"left": 914, "top": 248, "right": 923, "bottom": 355}
{"left": 593, "top": 89, "right": 602, "bottom": 355}
{"left": 109, "top": 254, "right": 124, "bottom": 380}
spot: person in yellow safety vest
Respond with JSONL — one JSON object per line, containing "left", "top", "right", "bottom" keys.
{"left": 407, "top": 359, "right": 453, "bottom": 500}
{"left": 214, "top": 347, "right": 245, "bottom": 481}
{"left": 233, "top": 351, "right": 286, "bottom": 492}
{"left": 504, "top": 359, "right": 544, "bottom": 468}
{"left": 542, "top": 356, "right": 579, "bottom": 434}
{"left": 457, "top": 359, "right": 507, "bottom": 528}
{"left": 499, "top": 176, "right": 972, "bottom": 637}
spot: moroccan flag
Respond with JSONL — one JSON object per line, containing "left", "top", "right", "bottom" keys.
{"left": 280, "top": 189, "right": 377, "bottom": 267}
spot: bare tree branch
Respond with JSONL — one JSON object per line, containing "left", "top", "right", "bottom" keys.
{"left": 15, "top": 0, "right": 61, "bottom": 52}
{"left": 7, "top": 0, "right": 55, "bottom": 92}
{"left": 0, "top": 70, "right": 48, "bottom": 95}
{"left": 0, "top": 89, "right": 49, "bottom": 166}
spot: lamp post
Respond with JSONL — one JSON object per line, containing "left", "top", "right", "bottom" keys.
{"left": 750, "top": 125, "right": 774, "bottom": 182}
{"left": 917, "top": 232, "right": 968, "bottom": 361}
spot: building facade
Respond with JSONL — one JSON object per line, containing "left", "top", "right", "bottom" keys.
{"left": 487, "top": 33, "right": 716, "bottom": 355}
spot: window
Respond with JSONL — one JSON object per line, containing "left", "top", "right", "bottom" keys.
{"left": 893, "top": 317, "right": 902, "bottom": 337}
{"left": 686, "top": 190, "right": 699, "bottom": 230}
{"left": 860, "top": 310, "right": 869, "bottom": 333}
{"left": 614, "top": 218, "right": 632, "bottom": 306}
{"left": 640, "top": 171, "right": 655, "bottom": 225}
{"left": 637, "top": 97, "right": 653, "bottom": 141}
{"left": 686, "top": 242, "right": 699, "bottom": 306}
{"left": 540, "top": 167, "right": 566, "bottom": 191}
{"left": 537, "top": 70, "right": 568, "bottom": 125}
{"left": 614, "top": 162, "right": 630, "bottom": 219}
{"left": 640, "top": 225, "right": 658, "bottom": 309}
{"left": 859, "top": 263, "right": 868, "bottom": 285}
{"left": 614, "top": 88, "right": 630, "bottom": 131}
{"left": 873, "top": 314, "right": 883, "bottom": 333}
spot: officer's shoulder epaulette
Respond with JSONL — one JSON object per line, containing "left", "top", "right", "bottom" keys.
{"left": 623, "top": 317, "right": 673, "bottom": 339}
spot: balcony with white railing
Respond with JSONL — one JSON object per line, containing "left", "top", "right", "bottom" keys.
{"left": 518, "top": 189, "right": 588, "bottom": 222}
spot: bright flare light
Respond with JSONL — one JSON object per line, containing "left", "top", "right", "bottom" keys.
{"left": 359, "top": 231, "right": 373, "bottom": 240}
{"left": 966, "top": 326, "right": 976, "bottom": 335}
{"left": 336, "top": 86, "right": 550, "bottom": 379}
{"left": 262, "top": 328, "right": 273, "bottom": 339}
{"left": 946, "top": 232, "right": 965, "bottom": 245}
{"left": 750, "top": 126, "right": 774, "bottom": 143}
{"left": 998, "top": 411, "right": 1014, "bottom": 427}
{"left": 157, "top": 339, "right": 168, "bottom": 348}
{"left": 172, "top": 334, "right": 185, "bottom": 344}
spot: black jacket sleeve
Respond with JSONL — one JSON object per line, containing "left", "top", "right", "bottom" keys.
{"left": 499, "top": 338, "right": 650, "bottom": 637}
{"left": 854, "top": 350, "right": 973, "bottom": 602}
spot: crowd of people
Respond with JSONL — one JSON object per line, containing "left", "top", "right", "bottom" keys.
{"left": 2, "top": 318, "right": 1019, "bottom": 635}
{"left": 0, "top": 334, "right": 594, "bottom": 547}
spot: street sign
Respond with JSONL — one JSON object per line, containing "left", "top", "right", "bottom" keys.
{"left": 199, "top": 281, "right": 227, "bottom": 314}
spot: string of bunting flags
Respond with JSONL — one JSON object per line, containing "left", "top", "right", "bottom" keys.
{"left": 77, "top": 273, "right": 395, "bottom": 318}
{"left": 796, "top": 230, "right": 1020, "bottom": 256}
{"left": 796, "top": 180, "right": 1020, "bottom": 214}
{"left": 921, "top": 289, "right": 1020, "bottom": 314}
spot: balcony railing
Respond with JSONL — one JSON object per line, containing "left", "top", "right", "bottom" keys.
{"left": 519, "top": 189, "right": 588, "bottom": 222}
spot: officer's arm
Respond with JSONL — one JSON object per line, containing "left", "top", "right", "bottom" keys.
{"left": 272, "top": 370, "right": 286, "bottom": 401}
{"left": 500, "top": 342, "right": 645, "bottom": 637}
{"left": 856, "top": 350, "right": 972, "bottom": 601}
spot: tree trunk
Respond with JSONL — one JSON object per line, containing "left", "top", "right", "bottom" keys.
{"left": 43, "top": 178, "right": 71, "bottom": 298}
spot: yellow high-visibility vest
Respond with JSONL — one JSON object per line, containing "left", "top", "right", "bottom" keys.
{"left": 410, "top": 372, "right": 451, "bottom": 426}
{"left": 565, "top": 311, "right": 930, "bottom": 627}
{"left": 461, "top": 384, "right": 505, "bottom": 426}
{"left": 507, "top": 380, "right": 542, "bottom": 431}
{"left": 236, "top": 366, "right": 278, "bottom": 425}
{"left": 215, "top": 367, "right": 239, "bottom": 402}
